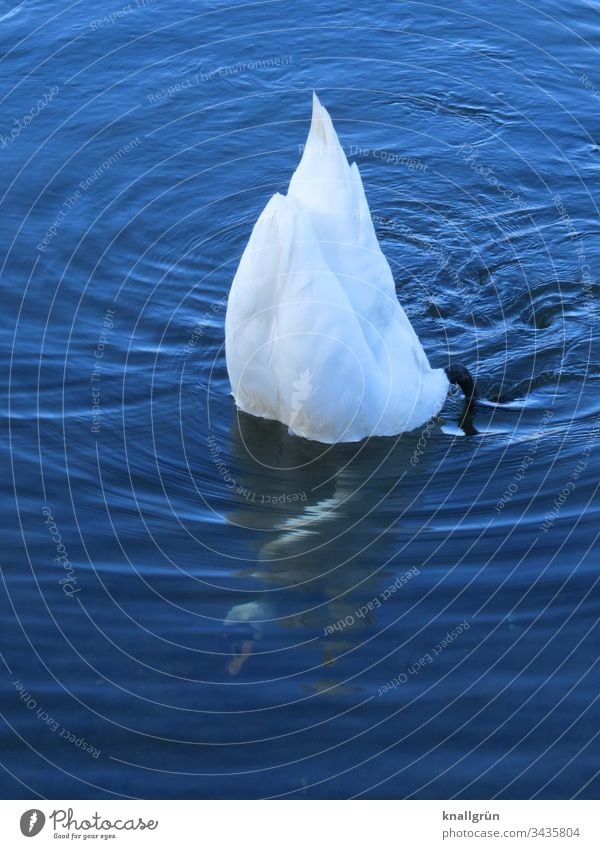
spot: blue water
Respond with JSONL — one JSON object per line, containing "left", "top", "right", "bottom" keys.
{"left": 2, "top": 0, "right": 599, "bottom": 799}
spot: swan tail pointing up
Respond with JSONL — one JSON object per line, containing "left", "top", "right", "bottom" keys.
{"left": 225, "top": 94, "right": 450, "bottom": 443}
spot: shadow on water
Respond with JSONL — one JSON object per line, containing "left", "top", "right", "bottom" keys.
{"left": 219, "top": 401, "right": 478, "bottom": 691}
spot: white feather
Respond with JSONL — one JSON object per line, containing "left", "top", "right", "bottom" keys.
{"left": 225, "top": 93, "right": 449, "bottom": 443}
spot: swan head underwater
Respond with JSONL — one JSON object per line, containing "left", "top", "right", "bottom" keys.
{"left": 225, "top": 93, "right": 477, "bottom": 444}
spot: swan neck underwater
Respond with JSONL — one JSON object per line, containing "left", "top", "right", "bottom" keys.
{"left": 224, "top": 93, "right": 476, "bottom": 444}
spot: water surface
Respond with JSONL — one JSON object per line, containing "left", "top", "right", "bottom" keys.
{"left": 1, "top": 0, "right": 599, "bottom": 799}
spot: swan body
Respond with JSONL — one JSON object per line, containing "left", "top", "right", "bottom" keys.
{"left": 225, "top": 93, "right": 450, "bottom": 443}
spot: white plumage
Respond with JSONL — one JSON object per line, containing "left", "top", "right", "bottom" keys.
{"left": 225, "top": 93, "right": 449, "bottom": 443}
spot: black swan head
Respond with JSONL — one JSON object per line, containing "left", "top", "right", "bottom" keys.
{"left": 445, "top": 363, "right": 478, "bottom": 402}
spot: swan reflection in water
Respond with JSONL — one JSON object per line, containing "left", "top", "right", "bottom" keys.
{"left": 220, "top": 398, "right": 476, "bottom": 690}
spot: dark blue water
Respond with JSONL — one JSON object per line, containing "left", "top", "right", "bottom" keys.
{"left": 2, "top": 0, "right": 599, "bottom": 799}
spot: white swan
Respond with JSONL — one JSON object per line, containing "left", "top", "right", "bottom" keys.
{"left": 225, "top": 94, "right": 471, "bottom": 444}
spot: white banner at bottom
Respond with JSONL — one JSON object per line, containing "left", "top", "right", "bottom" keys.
{"left": 0, "top": 800, "right": 597, "bottom": 848}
